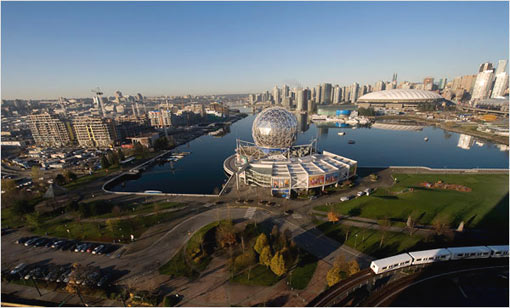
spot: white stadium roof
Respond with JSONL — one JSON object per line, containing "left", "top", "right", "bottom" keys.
{"left": 358, "top": 89, "right": 443, "bottom": 102}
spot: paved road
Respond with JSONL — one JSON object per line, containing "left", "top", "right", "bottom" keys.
{"left": 2, "top": 206, "right": 372, "bottom": 287}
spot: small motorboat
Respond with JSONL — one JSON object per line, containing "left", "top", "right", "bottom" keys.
{"left": 348, "top": 140, "right": 356, "bottom": 144}
{"left": 424, "top": 137, "right": 429, "bottom": 142}
{"left": 338, "top": 132, "right": 345, "bottom": 136}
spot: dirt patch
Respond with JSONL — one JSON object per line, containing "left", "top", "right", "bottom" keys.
{"left": 419, "top": 181, "right": 472, "bottom": 192}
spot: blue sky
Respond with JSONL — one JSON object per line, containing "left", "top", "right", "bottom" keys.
{"left": 2, "top": 1, "right": 508, "bottom": 99}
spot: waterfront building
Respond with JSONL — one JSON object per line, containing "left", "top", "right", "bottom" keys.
{"left": 315, "top": 84, "right": 322, "bottom": 104}
{"left": 472, "top": 70, "right": 495, "bottom": 101}
{"left": 350, "top": 82, "right": 360, "bottom": 103}
{"left": 228, "top": 107, "right": 357, "bottom": 197}
{"left": 73, "top": 117, "right": 117, "bottom": 148}
{"left": 438, "top": 78, "right": 447, "bottom": 90}
{"left": 28, "top": 113, "right": 73, "bottom": 147}
{"left": 374, "top": 81, "right": 386, "bottom": 92}
{"left": 321, "top": 83, "right": 332, "bottom": 105}
{"left": 332, "top": 85, "right": 341, "bottom": 104}
{"left": 491, "top": 72, "right": 509, "bottom": 98}
{"left": 282, "top": 84, "right": 290, "bottom": 99}
{"left": 148, "top": 110, "right": 172, "bottom": 128}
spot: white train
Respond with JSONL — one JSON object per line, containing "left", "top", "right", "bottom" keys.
{"left": 370, "top": 245, "right": 509, "bottom": 274}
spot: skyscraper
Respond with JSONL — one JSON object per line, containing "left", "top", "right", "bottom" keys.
{"left": 491, "top": 72, "right": 509, "bottom": 98}
{"left": 478, "top": 62, "right": 493, "bottom": 73}
{"left": 472, "top": 70, "right": 495, "bottom": 101}
{"left": 332, "top": 85, "right": 341, "bottom": 104}
{"left": 495, "top": 60, "right": 508, "bottom": 75}
{"left": 315, "top": 85, "right": 322, "bottom": 103}
{"left": 282, "top": 84, "right": 290, "bottom": 99}
{"left": 374, "top": 81, "right": 386, "bottom": 92}
{"left": 273, "top": 86, "right": 280, "bottom": 105}
{"left": 296, "top": 88, "right": 307, "bottom": 112}
{"left": 321, "top": 83, "right": 332, "bottom": 105}
{"left": 350, "top": 83, "right": 359, "bottom": 103}
{"left": 423, "top": 77, "right": 435, "bottom": 91}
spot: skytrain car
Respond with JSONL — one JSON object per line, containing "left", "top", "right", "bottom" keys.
{"left": 447, "top": 246, "right": 491, "bottom": 260}
{"left": 487, "top": 245, "right": 509, "bottom": 258}
{"left": 370, "top": 253, "right": 413, "bottom": 274}
{"left": 409, "top": 248, "right": 451, "bottom": 265}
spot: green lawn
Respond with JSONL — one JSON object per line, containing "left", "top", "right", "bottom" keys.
{"left": 159, "top": 248, "right": 198, "bottom": 279}
{"left": 231, "top": 264, "right": 280, "bottom": 286}
{"left": 93, "top": 201, "right": 182, "bottom": 219}
{"left": 64, "top": 167, "right": 119, "bottom": 190}
{"left": 315, "top": 173, "right": 509, "bottom": 229}
{"left": 317, "top": 222, "right": 425, "bottom": 258}
{"left": 288, "top": 252, "right": 318, "bottom": 290}
{"left": 32, "top": 210, "right": 178, "bottom": 243}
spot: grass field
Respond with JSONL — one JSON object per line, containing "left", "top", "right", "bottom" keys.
{"left": 288, "top": 251, "right": 318, "bottom": 290}
{"left": 231, "top": 264, "right": 280, "bottom": 286}
{"left": 317, "top": 222, "right": 425, "bottom": 258}
{"left": 315, "top": 173, "right": 509, "bottom": 230}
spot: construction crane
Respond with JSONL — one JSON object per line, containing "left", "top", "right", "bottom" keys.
{"left": 91, "top": 87, "right": 106, "bottom": 117}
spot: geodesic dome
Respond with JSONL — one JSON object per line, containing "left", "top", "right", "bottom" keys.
{"left": 252, "top": 107, "right": 298, "bottom": 149}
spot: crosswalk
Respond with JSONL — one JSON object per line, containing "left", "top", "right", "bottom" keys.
{"left": 244, "top": 207, "right": 256, "bottom": 219}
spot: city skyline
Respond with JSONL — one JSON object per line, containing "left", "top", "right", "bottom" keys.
{"left": 2, "top": 1, "right": 509, "bottom": 99}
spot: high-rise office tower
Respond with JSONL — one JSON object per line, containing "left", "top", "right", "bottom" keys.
{"left": 479, "top": 62, "right": 493, "bottom": 73}
{"left": 282, "top": 84, "right": 290, "bottom": 98}
{"left": 491, "top": 72, "right": 509, "bottom": 98}
{"left": 332, "top": 85, "right": 341, "bottom": 104}
{"left": 423, "top": 77, "right": 435, "bottom": 91}
{"left": 350, "top": 83, "right": 360, "bottom": 103}
{"left": 307, "top": 97, "right": 315, "bottom": 113}
{"left": 321, "top": 83, "right": 332, "bottom": 105}
{"left": 392, "top": 73, "right": 398, "bottom": 83}
{"left": 73, "top": 117, "right": 117, "bottom": 148}
{"left": 374, "top": 81, "right": 386, "bottom": 92}
{"left": 495, "top": 60, "right": 508, "bottom": 75}
{"left": 438, "top": 78, "right": 448, "bottom": 90}
{"left": 296, "top": 88, "right": 308, "bottom": 112}
{"left": 28, "top": 113, "right": 73, "bottom": 147}
{"left": 472, "top": 70, "right": 495, "bottom": 101}
{"left": 273, "top": 86, "right": 280, "bottom": 105}
{"left": 315, "top": 85, "right": 322, "bottom": 103}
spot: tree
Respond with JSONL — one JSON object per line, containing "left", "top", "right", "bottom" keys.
{"left": 348, "top": 260, "right": 360, "bottom": 276}
{"left": 11, "top": 196, "right": 35, "bottom": 217}
{"left": 25, "top": 212, "right": 42, "bottom": 230}
{"left": 55, "top": 174, "right": 67, "bottom": 186}
{"left": 153, "top": 137, "right": 169, "bottom": 151}
{"left": 216, "top": 220, "right": 236, "bottom": 248}
{"left": 31, "top": 166, "right": 42, "bottom": 185}
{"left": 63, "top": 169, "right": 77, "bottom": 183}
{"left": 112, "top": 205, "right": 122, "bottom": 217}
{"left": 134, "top": 142, "right": 147, "bottom": 159}
{"left": 117, "top": 148, "right": 125, "bottom": 161}
{"left": 106, "top": 219, "right": 118, "bottom": 235}
{"left": 259, "top": 245, "right": 272, "bottom": 267}
{"left": 270, "top": 251, "right": 287, "bottom": 276}
{"left": 107, "top": 150, "right": 120, "bottom": 167}
{"left": 328, "top": 211, "right": 340, "bottom": 223}
{"left": 432, "top": 214, "right": 451, "bottom": 236}
{"left": 1, "top": 179, "right": 16, "bottom": 195}
{"left": 234, "top": 249, "right": 256, "bottom": 273}
{"left": 101, "top": 155, "right": 110, "bottom": 169}
{"left": 377, "top": 217, "right": 391, "bottom": 248}
{"left": 326, "top": 266, "right": 347, "bottom": 287}
{"left": 254, "top": 233, "right": 268, "bottom": 254}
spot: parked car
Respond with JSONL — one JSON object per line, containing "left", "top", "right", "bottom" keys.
{"left": 61, "top": 241, "right": 77, "bottom": 251}
{"left": 45, "top": 238, "right": 59, "bottom": 248}
{"left": 10, "top": 263, "right": 27, "bottom": 275}
{"left": 92, "top": 245, "right": 105, "bottom": 255}
{"left": 340, "top": 196, "right": 350, "bottom": 202}
{"left": 15, "top": 237, "right": 32, "bottom": 245}
{"left": 34, "top": 238, "right": 51, "bottom": 247}
{"left": 75, "top": 244, "right": 87, "bottom": 253}
{"left": 356, "top": 191, "right": 365, "bottom": 197}
{"left": 24, "top": 237, "right": 40, "bottom": 247}
{"left": 57, "top": 269, "right": 72, "bottom": 283}
{"left": 86, "top": 244, "right": 98, "bottom": 253}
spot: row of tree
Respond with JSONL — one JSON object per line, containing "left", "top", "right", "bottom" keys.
{"left": 101, "top": 149, "right": 125, "bottom": 169}
{"left": 253, "top": 226, "right": 298, "bottom": 277}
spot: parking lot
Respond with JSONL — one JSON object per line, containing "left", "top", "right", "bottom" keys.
{"left": 15, "top": 236, "right": 120, "bottom": 256}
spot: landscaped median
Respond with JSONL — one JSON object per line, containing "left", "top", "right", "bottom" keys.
{"left": 159, "top": 220, "right": 318, "bottom": 290}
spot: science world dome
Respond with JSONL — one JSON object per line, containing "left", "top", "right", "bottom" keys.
{"left": 252, "top": 106, "right": 298, "bottom": 149}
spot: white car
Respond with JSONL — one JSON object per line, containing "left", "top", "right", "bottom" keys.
{"left": 356, "top": 191, "right": 365, "bottom": 197}
{"left": 340, "top": 196, "right": 350, "bottom": 202}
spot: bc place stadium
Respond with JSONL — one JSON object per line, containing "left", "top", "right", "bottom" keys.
{"left": 224, "top": 106, "right": 357, "bottom": 197}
